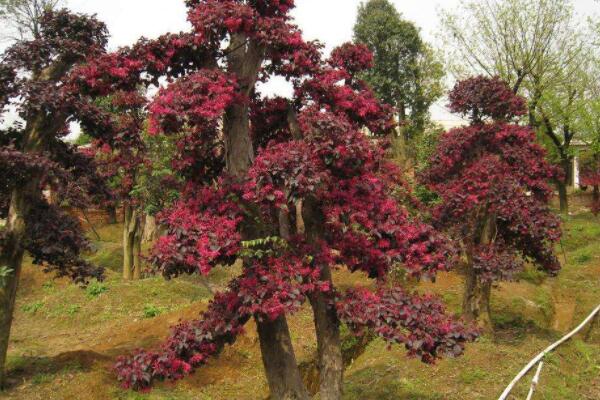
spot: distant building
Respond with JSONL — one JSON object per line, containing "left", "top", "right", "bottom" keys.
{"left": 572, "top": 139, "right": 591, "bottom": 190}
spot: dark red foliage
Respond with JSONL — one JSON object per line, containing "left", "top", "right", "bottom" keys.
{"left": 25, "top": 199, "right": 103, "bottom": 283}
{"left": 297, "top": 68, "right": 395, "bottom": 135}
{"left": 328, "top": 42, "right": 373, "bottom": 75}
{"left": 150, "top": 184, "right": 243, "bottom": 278}
{"left": 580, "top": 158, "right": 600, "bottom": 215}
{"left": 420, "top": 77, "right": 561, "bottom": 282}
{"left": 0, "top": 9, "right": 116, "bottom": 284}
{"left": 250, "top": 97, "right": 292, "bottom": 149}
{"left": 338, "top": 287, "right": 478, "bottom": 363}
{"left": 448, "top": 75, "right": 527, "bottom": 122}
{"left": 115, "top": 289, "right": 249, "bottom": 390}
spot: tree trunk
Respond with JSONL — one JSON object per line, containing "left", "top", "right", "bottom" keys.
{"left": 557, "top": 157, "right": 571, "bottom": 214}
{"left": 123, "top": 205, "right": 133, "bottom": 281}
{"left": 256, "top": 316, "right": 310, "bottom": 400}
{"left": 462, "top": 212, "right": 495, "bottom": 330}
{"left": 462, "top": 265, "right": 493, "bottom": 330}
{"left": 0, "top": 242, "right": 24, "bottom": 390}
{"left": 106, "top": 204, "right": 117, "bottom": 224}
{"left": 0, "top": 183, "right": 33, "bottom": 388}
{"left": 223, "top": 34, "right": 309, "bottom": 398}
{"left": 0, "top": 104, "right": 56, "bottom": 387}
{"left": 123, "top": 205, "right": 144, "bottom": 280}
{"left": 309, "top": 267, "right": 343, "bottom": 400}
{"left": 133, "top": 213, "right": 145, "bottom": 280}
{"left": 142, "top": 214, "right": 159, "bottom": 243}
{"left": 557, "top": 180, "right": 569, "bottom": 215}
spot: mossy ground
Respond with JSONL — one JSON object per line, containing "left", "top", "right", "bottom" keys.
{"left": 2, "top": 211, "right": 600, "bottom": 399}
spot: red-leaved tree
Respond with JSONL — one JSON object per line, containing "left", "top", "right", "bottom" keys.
{"left": 420, "top": 76, "right": 562, "bottom": 329}
{"left": 0, "top": 9, "right": 122, "bottom": 387}
{"left": 75, "top": 1, "right": 477, "bottom": 398}
{"left": 580, "top": 155, "right": 600, "bottom": 215}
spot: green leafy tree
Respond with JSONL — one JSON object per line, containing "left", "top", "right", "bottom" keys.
{"left": 354, "top": 0, "right": 444, "bottom": 153}
{"left": 0, "top": 0, "right": 63, "bottom": 41}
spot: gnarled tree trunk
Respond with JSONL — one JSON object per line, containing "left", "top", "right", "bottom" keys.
{"left": 300, "top": 197, "right": 343, "bottom": 399}
{"left": 0, "top": 105, "right": 58, "bottom": 387}
{"left": 223, "top": 34, "right": 308, "bottom": 399}
{"left": 462, "top": 264, "right": 493, "bottom": 330}
{"left": 0, "top": 183, "right": 35, "bottom": 388}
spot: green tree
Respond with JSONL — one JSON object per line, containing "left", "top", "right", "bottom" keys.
{"left": 354, "top": 0, "right": 444, "bottom": 157}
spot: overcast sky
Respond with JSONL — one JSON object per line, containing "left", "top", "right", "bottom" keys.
{"left": 59, "top": 0, "right": 600, "bottom": 123}
{"left": 3, "top": 0, "right": 599, "bottom": 128}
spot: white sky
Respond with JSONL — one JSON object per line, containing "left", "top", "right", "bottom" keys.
{"left": 2, "top": 0, "right": 599, "bottom": 129}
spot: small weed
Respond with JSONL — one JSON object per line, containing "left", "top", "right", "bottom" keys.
{"left": 142, "top": 304, "right": 164, "bottom": 318}
{"left": 86, "top": 280, "right": 108, "bottom": 298}
{"left": 42, "top": 281, "right": 55, "bottom": 292}
{"left": 66, "top": 304, "right": 81, "bottom": 316}
{"left": 21, "top": 301, "right": 44, "bottom": 314}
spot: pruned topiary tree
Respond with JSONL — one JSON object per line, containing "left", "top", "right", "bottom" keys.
{"left": 74, "top": 2, "right": 478, "bottom": 398}
{"left": 419, "top": 76, "right": 562, "bottom": 329}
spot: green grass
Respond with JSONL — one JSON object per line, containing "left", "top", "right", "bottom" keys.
{"left": 459, "top": 367, "right": 489, "bottom": 384}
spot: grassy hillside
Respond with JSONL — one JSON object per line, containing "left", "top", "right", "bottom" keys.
{"left": 2, "top": 213, "right": 599, "bottom": 399}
